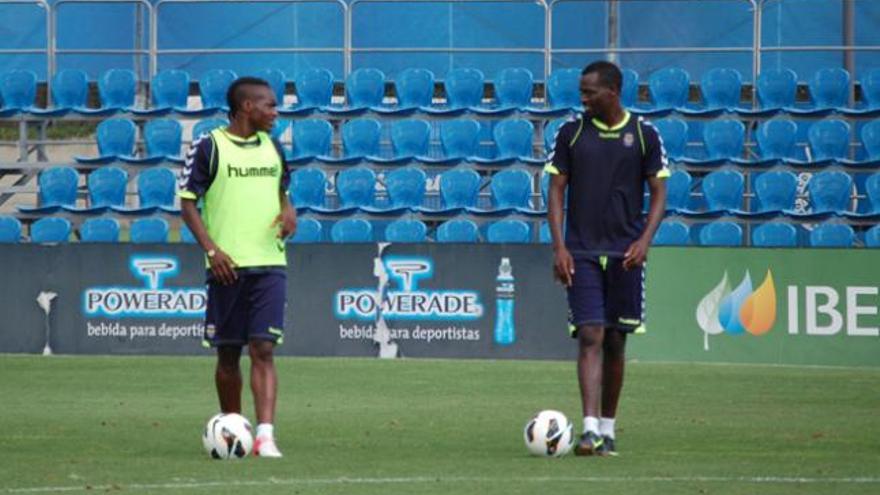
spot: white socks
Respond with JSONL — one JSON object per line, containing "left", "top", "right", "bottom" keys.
{"left": 256, "top": 423, "right": 274, "bottom": 439}
{"left": 583, "top": 416, "right": 599, "bottom": 434}
{"left": 599, "top": 417, "right": 616, "bottom": 439}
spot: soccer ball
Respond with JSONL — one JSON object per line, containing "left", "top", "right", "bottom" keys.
{"left": 523, "top": 410, "right": 574, "bottom": 457}
{"left": 202, "top": 413, "right": 254, "bottom": 460}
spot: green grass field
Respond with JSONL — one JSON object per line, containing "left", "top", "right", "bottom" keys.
{"left": 1, "top": 355, "right": 878, "bottom": 494}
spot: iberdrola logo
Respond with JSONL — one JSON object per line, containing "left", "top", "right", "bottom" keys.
{"left": 695, "top": 269, "right": 777, "bottom": 350}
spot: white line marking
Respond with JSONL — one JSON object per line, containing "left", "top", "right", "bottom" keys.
{"left": 5, "top": 475, "right": 880, "bottom": 493}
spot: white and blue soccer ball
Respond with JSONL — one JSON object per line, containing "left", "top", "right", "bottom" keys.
{"left": 202, "top": 413, "right": 254, "bottom": 460}
{"left": 523, "top": 410, "right": 574, "bottom": 457}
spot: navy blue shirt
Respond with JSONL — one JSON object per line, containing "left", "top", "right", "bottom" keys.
{"left": 546, "top": 112, "right": 669, "bottom": 256}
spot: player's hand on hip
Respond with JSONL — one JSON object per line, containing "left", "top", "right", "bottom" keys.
{"left": 623, "top": 238, "right": 650, "bottom": 270}
{"left": 209, "top": 249, "right": 238, "bottom": 285}
{"left": 553, "top": 246, "right": 575, "bottom": 287}
{"left": 272, "top": 205, "right": 297, "bottom": 239}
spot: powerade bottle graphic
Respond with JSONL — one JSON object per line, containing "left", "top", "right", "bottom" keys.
{"left": 493, "top": 257, "right": 516, "bottom": 345}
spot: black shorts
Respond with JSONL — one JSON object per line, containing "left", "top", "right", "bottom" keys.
{"left": 203, "top": 271, "right": 287, "bottom": 347}
{"left": 566, "top": 255, "right": 645, "bottom": 337}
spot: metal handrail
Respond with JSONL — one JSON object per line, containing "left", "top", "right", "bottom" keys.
{"left": 152, "top": 0, "right": 348, "bottom": 78}
{"left": 347, "top": 0, "right": 549, "bottom": 79}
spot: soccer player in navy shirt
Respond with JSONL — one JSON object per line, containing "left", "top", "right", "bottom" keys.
{"left": 546, "top": 61, "right": 669, "bottom": 456}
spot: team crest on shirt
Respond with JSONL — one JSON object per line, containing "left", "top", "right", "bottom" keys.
{"left": 623, "top": 132, "right": 635, "bottom": 148}
{"left": 205, "top": 324, "right": 216, "bottom": 339}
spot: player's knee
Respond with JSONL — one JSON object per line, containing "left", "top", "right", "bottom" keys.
{"left": 577, "top": 326, "right": 603, "bottom": 348}
{"left": 249, "top": 341, "right": 274, "bottom": 364}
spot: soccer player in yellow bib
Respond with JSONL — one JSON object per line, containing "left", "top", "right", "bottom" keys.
{"left": 179, "top": 76, "right": 296, "bottom": 458}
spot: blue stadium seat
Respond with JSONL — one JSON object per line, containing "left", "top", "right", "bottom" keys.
{"left": 289, "top": 167, "right": 327, "bottom": 209}
{"left": 436, "top": 218, "right": 479, "bottom": 243}
{"left": 808, "top": 170, "right": 852, "bottom": 214}
{"left": 647, "top": 67, "right": 690, "bottom": 112}
{"left": 653, "top": 220, "right": 690, "bottom": 246}
{"left": 64, "top": 166, "right": 128, "bottom": 214}
{"left": 31, "top": 69, "right": 88, "bottom": 116}
{"left": 865, "top": 225, "right": 880, "bottom": 248}
{"left": 80, "top": 217, "right": 121, "bottom": 243}
{"left": 384, "top": 218, "right": 427, "bottom": 243}
{"left": 192, "top": 118, "right": 228, "bottom": 140}
{"left": 0, "top": 216, "right": 22, "bottom": 243}
{"left": 621, "top": 69, "right": 639, "bottom": 109}
{"left": 472, "top": 119, "right": 539, "bottom": 165}
{"left": 700, "top": 67, "right": 743, "bottom": 111}
{"left": 860, "top": 120, "right": 880, "bottom": 163}
{"left": 253, "top": 68, "right": 286, "bottom": 105}
{"left": 395, "top": 68, "right": 435, "bottom": 109}
{"left": 809, "top": 223, "right": 854, "bottom": 248}
{"left": 180, "top": 223, "right": 197, "bottom": 243}
{"left": 755, "top": 68, "right": 797, "bottom": 112}
{"left": 99, "top": 69, "right": 137, "bottom": 110}
{"left": 270, "top": 119, "right": 289, "bottom": 141}
{"left": 698, "top": 221, "right": 742, "bottom": 246}
{"left": 134, "top": 69, "right": 190, "bottom": 116}
{"left": 331, "top": 218, "right": 373, "bottom": 243}
{"left": 665, "top": 169, "right": 692, "bottom": 212}
{"left": 197, "top": 69, "right": 237, "bottom": 113}
{"left": 326, "top": 118, "right": 381, "bottom": 162}
{"left": 438, "top": 119, "right": 480, "bottom": 160}
{"left": 539, "top": 221, "right": 551, "bottom": 243}
{"left": 756, "top": 118, "right": 798, "bottom": 163}
{"left": 114, "top": 167, "right": 178, "bottom": 215}
{"left": 383, "top": 166, "right": 426, "bottom": 210}
{"left": 433, "top": 68, "right": 484, "bottom": 113}
{"left": 477, "top": 168, "right": 534, "bottom": 215}
{"left": 545, "top": 68, "right": 581, "bottom": 111}
{"left": 336, "top": 166, "right": 376, "bottom": 209}
{"left": 490, "top": 67, "right": 533, "bottom": 112}
{"left": 0, "top": 69, "right": 37, "bottom": 116}
{"left": 700, "top": 169, "right": 744, "bottom": 214}
{"left": 487, "top": 219, "right": 531, "bottom": 243}
{"left": 130, "top": 217, "right": 170, "bottom": 243}
{"left": 286, "top": 68, "right": 333, "bottom": 114}
{"left": 543, "top": 117, "right": 570, "bottom": 153}
{"left": 340, "top": 67, "right": 385, "bottom": 114}
{"left": 808, "top": 119, "right": 850, "bottom": 163}
{"left": 75, "top": 118, "right": 137, "bottom": 164}
{"left": 289, "top": 217, "right": 323, "bottom": 243}
{"left": 810, "top": 67, "right": 850, "bottom": 110}
{"left": 652, "top": 118, "right": 688, "bottom": 161}
{"left": 864, "top": 173, "right": 880, "bottom": 215}
{"left": 841, "top": 68, "right": 880, "bottom": 116}
{"left": 122, "top": 119, "right": 183, "bottom": 164}
{"left": 753, "top": 169, "right": 797, "bottom": 215}
{"left": 379, "top": 119, "right": 431, "bottom": 162}
{"left": 422, "top": 167, "right": 481, "bottom": 216}
{"left": 685, "top": 118, "right": 744, "bottom": 165}
{"left": 30, "top": 217, "right": 72, "bottom": 244}
{"left": 752, "top": 222, "right": 797, "bottom": 248}
{"left": 289, "top": 119, "right": 333, "bottom": 162}
{"left": 17, "top": 166, "right": 79, "bottom": 214}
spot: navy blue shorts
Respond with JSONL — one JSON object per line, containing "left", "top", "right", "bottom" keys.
{"left": 566, "top": 256, "right": 645, "bottom": 337}
{"left": 203, "top": 271, "right": 287, "bottom": 347}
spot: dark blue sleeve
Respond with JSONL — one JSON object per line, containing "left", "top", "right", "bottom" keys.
{"left": 178, "top": 134, "right": 215, "bottom": 200}
{"left": 270, "top": 137, "right": 291, "bottom": 193}
{"left": 639, "top": 118, "right": 670, "bottom": 179}
{"left": 545, "top": 118, "right": 577, "bottom": 176}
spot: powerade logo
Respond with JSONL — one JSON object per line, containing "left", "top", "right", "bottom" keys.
{"left": 335, "top": 257, "right": 484, "bottom": 321}
{"left": 696, "top": 269, "right": 776, "bottom": 350}
{"left": 83, "top": 256, "right": 206, "bottom": 318}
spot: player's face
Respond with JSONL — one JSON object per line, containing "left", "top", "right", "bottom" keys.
{"left": 579, "top": 72, "right": 618, "bottom": 115}
{"left": 246, "top": 86, "right": 278, "bottom": 132}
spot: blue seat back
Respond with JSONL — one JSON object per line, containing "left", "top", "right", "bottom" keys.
{"left": 391, "top": 119, "right": 431, "bottom": 156}
{"left": 756, "top": 118, "right": 798, "bottom": 160}
{"left": 809, "top": 68, "right": 850, "bottom": 108}
{"left": 331, "top": 218, "right": 373, "bottom": 243}
{"left": 445, "top": 68, "right": 484, "bottom": 108}
{"left": 808, "top": 119, "right": 851, "bottom": 160}
{"left": 386, "top": 166, "right": 426, "bottom": 208}
{"left": 1, "top": 69, "right": 37, "bottom": 109}
{"left": 52, "top": 69, "right": 89, "bottom": 108}
{"left": 31, "top": 217, "right": 71, "bottom": 243}
{"left": 543, "top": 117, "right": 569, "bottom": 152}
{"left": 39, "top": 166, "right": 79, "bottom": 206}
{"left": 440, "top": 119, "right": 480, "bottom": 158}
{"left": 701, "top": 67, "right": 742, "bottom": 109}
{"left": 653, "top": 220, "right": 690, "bottom": 245}
{"left": 866, "top": 173, "right": 880, "bottom": 213}
{"left": 200, "top": 69, "right": 237, "bottom": 109}
{"left": 808, "top": 170, "right": 852, "bottom": 213}
{"left": 702, "top": 169, "right": 744, "bottom": 211}
{"left": 494, "top": 119, "right": 534, "bottom": 158}
{"left": 290, "top": 217, "right": 323, "bottom": 243}
{"left": 539, "top": 221, "right": 551, "bottom": 243}
{"left": 546, "top": 68, "right": 581, "bottom": 109}
{"left": 440, "top": 167, "right": 481, "bottom": 208}
{"left": 180, "top": 224, "right": 197, "bottom": 243}
{"left": 757, "top": 68, "right": 797, "bottom": 109}
{"left": 437, "top": 218, "right": 479, "bottom": 243}
{"left": 810, "top": 223, "right": 854, "bottom": 248}
{"left": 861, "top": 68, "right": 880, "bottom": 109}
{"left": 385, "top": 219, "right": 427, "bottom": 243}
{"left": 652, "top": 118, "right": 688, "bottom": 159}
{"left": 865, "top": 225, "right": 880, "bottom": 248}
{"left": 152, "top": 70, "right": 190, "bottom": 108}
{"left": 80, "top": 217, "right": 120, "bottom": 243}
{"left": 336, "top": 167, "right": 376, "bottom": 207}
{"left": 270, "top": 119, "right": 289, "bottom": 140}
{"left": 88, "top": 166, "right": 128, "bottom": 207}
{"left": 0, "top": 216, "right": 22, "bottom": 243}
{"left": 130, "top": 217, "right": 170, "bottom": 243}
{"left": 860, "top": 120, "right": 880, "bottom": 159}
{"left": 290, "top": 167, "right": 326, "bottom": 208}
{"left": 621, "top": 69, "right": 639, "bottom": 108}
{"left": 755, "top": 170, "right": 797, "bottom": 211}
{"left": 346, "top": 68, "right": 385, "bottom": 107}
{"left": 648, "top": 67, "right": 690, "bottom": 108}
{"left": 253, "top": 68, "right": 286, "bottom": 104}
{"left": 292, "top": 119, "right": 333, "bottom": 157}
{"left": 192, "top": 118, "right": 228, "bottom": 140}
{"left": 487, "top": 219, "right": 530, "bottom": 243}
{"left": 144, "top": 119, "right": 182, "bottom": 157}
{"left": 699, "top": 221, "right": 742, "bottom": 246}
{"left": 296, "top": 68, "right": 334, "bottom": 107}
{"left": 99, "top": 69, "right": 136, "bottom": 108}
{"left": 752, "top": 222, "right": 797, "bottom": 247}
{"left": 703, "top": 118, "right": 745, "bottom": 159}
{"left": 491, "top": 168, "right": 532, "bottom": 208}
{"left": 137, "top": 167, "right": 176, "bottom": 208}
{"left": 494, "top": 67, "right": 533, "bottom": 108}
{"left": 396, "top": 68, "right": 434, "bottom": 107}
{"left": 96, "top": 118, "right": 136, "bottom": 157}
{"left": 666, "top": 169, "right": 692, "bottom": 211}
{"left": 342, "top": 118, "right": 381, "bottom": 157}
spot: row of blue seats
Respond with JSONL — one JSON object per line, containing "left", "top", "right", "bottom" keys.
{"left": 3, "top": 66, "right": 880, "bottom": 119}
{"left": 655, "top": 220, "right": 880, "bottom": 248}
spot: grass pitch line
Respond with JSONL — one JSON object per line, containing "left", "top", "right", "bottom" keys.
{"left": 6, "top": 475, "right": 880, "bottom": 493}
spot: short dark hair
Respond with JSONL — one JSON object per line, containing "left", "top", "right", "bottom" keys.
{"left": 227, "top": 76, "right": 272, "bottom": 119}
{"left": 581, "top": 61, "right": 622, "bottom": 93}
